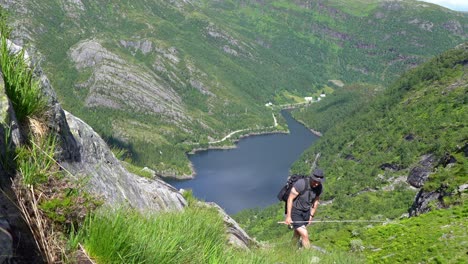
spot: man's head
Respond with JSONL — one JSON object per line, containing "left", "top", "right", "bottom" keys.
{"left": 310, "top": 168, "right": 325, "bottom": 187}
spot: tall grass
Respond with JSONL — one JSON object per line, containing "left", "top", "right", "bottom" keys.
{"left": 75, "top": 206, "right": 229, "bottom": 263}
{"left": 73, "top": 205, "right": 365, "bottom": 264}
{"left": 15, "top": 135, "right": 58, "bottom": 186}
{"left": 0, "top": 27, "right": 46, "bottom": 123}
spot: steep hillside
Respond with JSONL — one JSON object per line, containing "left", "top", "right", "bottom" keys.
{"left": 1, "top": 0, "right": 467, "bottom": 176}
{"left": 236, "top": 43, "right": 467, "bottom": 262}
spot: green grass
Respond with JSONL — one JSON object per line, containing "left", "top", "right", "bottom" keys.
{"left": 361, "top": 202, "right": 468, "bottom": 263}
{"left": 326, "top": 0, "right": 380, "bottom": 17}
{"left": 74, "top": 206, "right": 230, "bottom": 263}
{"left": 73, "top": 204, "right": 365, "bottom": 263}
{"left": 15, "top": 136, "right": 58, "bottom": 186}
{"left": 0, "top": 30, "right": 46, "bottom": 123}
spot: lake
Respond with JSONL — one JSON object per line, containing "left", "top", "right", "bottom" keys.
{"left": 167, "top": 110, "right": 318, "bottom": 214}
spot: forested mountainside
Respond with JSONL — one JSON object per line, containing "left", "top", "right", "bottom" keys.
{"left": 236, "top": 43, "right": 467, "bottom": 263}
{"left": 1, "top": 0, "right": 467, "bottom": 176}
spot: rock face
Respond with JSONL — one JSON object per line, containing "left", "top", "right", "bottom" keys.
{"left": 406, "top": 154, "right": 443, "bottom": 216}
{"left": 69, "top": 40, "right": 186, "bottom": 118}
{"left": 203, "top": 202, "right": 258, "bottom": 249}
{"left": 407, "top": 154, "right": 436, "bottom": 188}
{"left": 409, "top": 188, "right": 445, "bottom": 216}
{"left": 61, "top": 111, "right": 187, "bottom": 211}
{"left": 408, "top": 183, "right": 467, "bottom": 216}
{"left": 407, "top": 152, "right": 466, "bottom": 216}
{"left": 0, "top": 72, "right": 43, "bottom": 263}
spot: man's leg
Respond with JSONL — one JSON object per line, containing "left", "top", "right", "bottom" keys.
{"left": 291, "top": 229, "right": 301, "bottom": 247}
{"left": 295, "top": 226, "right": 310, "bottom": 249}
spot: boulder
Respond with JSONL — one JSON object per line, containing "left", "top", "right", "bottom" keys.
{"left": 379, "top": 163, "right": 402, "bottom": 171}
{"left": 407, "top": 154, "right": 436, "bottom": 188}
{"left": 204, "top": 202, "right": 258, "bottom": 249}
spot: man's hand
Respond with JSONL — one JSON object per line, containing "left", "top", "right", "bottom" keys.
{"left": 307, "top": 214, "right": 313, "bottom": 226}
{"left": 285, "top": 215, "right": 293, "bottom": 225}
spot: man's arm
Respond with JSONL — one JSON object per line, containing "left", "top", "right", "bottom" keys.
{"left": 285, "top": 187, "right": 299, "bottom": 225}
{"left": 310, "top": 197, "right": 320, "bottom": 218}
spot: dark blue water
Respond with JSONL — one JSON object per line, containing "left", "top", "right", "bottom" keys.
{"left": 168, "top": 110, "right": 318, "bottom": 214}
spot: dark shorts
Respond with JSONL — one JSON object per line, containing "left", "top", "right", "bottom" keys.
{"left": 291, "top": 208, "right": 311, "bottom": 229}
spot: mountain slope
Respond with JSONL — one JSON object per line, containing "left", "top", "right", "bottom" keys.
{"left": 1, "top": 0, "right": 467, "bottom": 176}
{"left": 235, "top": 43, "right": 467, "bottom": 263}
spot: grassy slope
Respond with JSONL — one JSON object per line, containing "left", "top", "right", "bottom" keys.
{"left": 5, "top": 0, "right": 467, "bottom": 175}
{"left": 74, "top": 200, "right": 366, "bottom": 264}
{"left": 234, "top": 44, "right": 468, "bottom": 262}
{"left": 361, "top": 203, "right": 468, "bottom": 263}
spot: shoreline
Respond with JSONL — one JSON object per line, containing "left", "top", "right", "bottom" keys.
{"left": 309, "top": 128, "right": 322, "bottom": 137}
{"left": 291, "top": 115, "right": 323, "bottom": 137}
{"left": 188, "top": 129, "right": 288, "bottom": 155}
{"left": 163, "top": 129, "right": 289, "bottom": 181}
{"left": 162, "top": 109, "right": 319, "bottom": 181}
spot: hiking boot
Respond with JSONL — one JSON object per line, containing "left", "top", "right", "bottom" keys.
{"left": 297, "top": 238, "right": 303, "bottom": 248}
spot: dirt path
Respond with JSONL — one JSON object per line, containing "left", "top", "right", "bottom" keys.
{"left": 208, "top": 112, "right": 278, "bottom": 144}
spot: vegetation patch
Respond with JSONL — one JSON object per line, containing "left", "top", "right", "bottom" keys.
{"left": 360, "top": 202, "right": 468, "bottom": 263}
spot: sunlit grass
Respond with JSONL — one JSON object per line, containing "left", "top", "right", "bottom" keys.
{"left": 0, "top": 35, "right": 46, "bottom": 122}
{"left": 15, "top": 135, "right": 58, "bottom": 186}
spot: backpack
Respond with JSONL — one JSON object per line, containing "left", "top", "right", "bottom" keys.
{"left": 277, "top": 174, "right": 309, "bottom": 202}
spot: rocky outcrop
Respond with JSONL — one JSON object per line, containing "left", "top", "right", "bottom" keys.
{"left": 409, "top": 188, "right": 446, "bottom": 216}
{"left": 408, "top": 152, "right": 466, "bottom": 216}
{"left": 407, "top": 154, "right": 436, "bottom": 188}
{"left": 0, "top": 72, "right": 43, "bottom": 263}
{"left": 69, "top": 40, "right": 186, "bottom": 119}
{"left": 408, "top": 183, "right": 467, "bottom": 216}
{"left": 0, "top": 188, "right": 44, "bottom": 263}
{"left": 379, "top": 163, "right": 402, "bottom": 171}
{"left": 61, "top": 111, "right": 187, "bottom": 211}
{"left": 203, "top": 202, "right": 258, "bottom": 249}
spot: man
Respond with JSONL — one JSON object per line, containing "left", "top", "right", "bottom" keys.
{"left": 284, "top": 168, "right": 325, "bottom": 249}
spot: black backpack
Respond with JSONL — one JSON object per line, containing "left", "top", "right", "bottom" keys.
{"left": 277, "top": 174, "right": 309, "bottom": 202}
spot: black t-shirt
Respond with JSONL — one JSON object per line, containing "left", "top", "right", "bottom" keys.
{"left": 292, "top": 178, "right": 323, "bottom": 212}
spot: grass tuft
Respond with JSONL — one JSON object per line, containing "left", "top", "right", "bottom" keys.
{"left": 0, "top": 29, "right": 46, "bottom": 123}
{"left": 15, "top": 135, "right": 58, "bottom": 186}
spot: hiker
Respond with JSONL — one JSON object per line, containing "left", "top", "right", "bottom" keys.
{"left": 284, "top": 168, "right": 324, "bottom": 249}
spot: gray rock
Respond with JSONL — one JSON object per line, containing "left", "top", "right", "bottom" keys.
{"left": 409, "top": 189, "right": 442, "bottom": 216}
{"left": 120, "top": 39, "right": 153, "bottom": 55}
{"left": 0, "top": 72, "right": 43, "bottom": 263}
{"left": 204, "top": 202, "right": 258, "bottom": 249}
{"left": 458, "top": 184, "right": 468, "bottom": 193}
{"left": 407, "top": 154, "right": 436, "bottom": 188}
{"left": 0, "top": 219, "right": 12, "bottom": 264}
{"left": 409, "top": 182, "right": 467, "bottom": 217}
{"left": 0, "top": 188, "right": 44, "bottom": 264}
{"left": 61, "top": 111, "right": 187, "bottom": 211}
{"left": 69, "top": 40, "right": 187, "bottom": 119}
